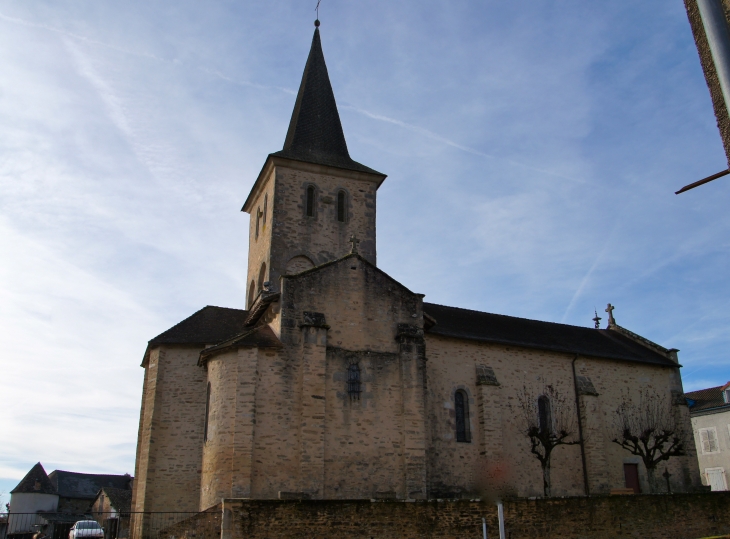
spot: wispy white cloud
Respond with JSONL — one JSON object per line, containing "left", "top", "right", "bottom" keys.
{"left": 341, "top": 103, "right": 587, "bottom": 184}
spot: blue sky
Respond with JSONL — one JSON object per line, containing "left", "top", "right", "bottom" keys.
{"left": 1, "top": 0, "right": 729, "bottom": 500}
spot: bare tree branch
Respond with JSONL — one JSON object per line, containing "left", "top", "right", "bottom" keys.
{"left": 612, "top": 389, "right": 687, "bottom": 493}
{"left": 516, "top": 384, "right": 580, "bottom": 497}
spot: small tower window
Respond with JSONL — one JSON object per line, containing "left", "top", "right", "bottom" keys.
{"left": 248, "top": 280, "right": 255, "bottom": 308}
{"left": 455, "top": 390, "right": 470, "bottom": 442}
{"left": 204, "top": 382, "right": 211, "bottom": 442}
{"left": 347, "top": 363, "right": 361, "bottom": 400}
{"left": 306, "top": 185, "right": 315, "bottom": 217}
{"left": 255, "top": 207, "right": 261, "bottom": 239}
{"left": 263, "top": 194, "right": 268, "bottom": 224}
{"left": 538, "top": 395, "right": 552, "bottom": 434}
{"left": 257, "top": 262, "right": 267, "bottom": 293}
{"left": 337, "top": 190, "right": 347, "bottom": 222}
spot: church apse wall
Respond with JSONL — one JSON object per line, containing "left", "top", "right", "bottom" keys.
{"left": 133, "top": 346, "right": 207, "bottom": 513}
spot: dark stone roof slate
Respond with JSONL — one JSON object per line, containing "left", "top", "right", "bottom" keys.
{"left": 11, "top": 462, "right": 56, "bottom": 495}
{"left": 48, "top": 471, "right": 132, "bottom": 500}
{"left": 272, "top": 27, "right": 382, "bottom": 176}
{"left": 686, "top": 385, "right": 730, "bottom": 414}
{"left": 423, "top": 302, "right": 676, "bottom": 367}
{"left": 148, "top": 306, "right": 249, "bottom": 347}
{"left": 99, "top": 487, "right": 132, "bottom": 513}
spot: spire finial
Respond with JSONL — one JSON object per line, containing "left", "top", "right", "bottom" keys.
{"left": 592, "top": 309, "right": 602, "bottom": 329}
{"left": 315, "top": 0, "right": 322, "bottom": 26}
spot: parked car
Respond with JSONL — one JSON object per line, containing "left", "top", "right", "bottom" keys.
{"left": 69, "top": 521, "right": 104, "bottom": 539}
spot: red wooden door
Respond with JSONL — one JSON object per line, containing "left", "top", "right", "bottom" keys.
{"left": 624, "top": 463, "right": 641, "bottom": 494}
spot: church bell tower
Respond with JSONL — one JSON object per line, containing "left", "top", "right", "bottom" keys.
{"left": 241, "top": 23, "right": 387, "bottom": 308}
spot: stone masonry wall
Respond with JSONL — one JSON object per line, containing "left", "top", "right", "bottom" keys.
{"left": 245, "top": 168, "right": 275, "bottom": 308}
{"left": 270, "top": 162, "right": 379, "bottom": 286}
{"left": 425, "top": 335, "right": 701, "bottom": 498}
{"left": 236, "top": 256, "right": 427, "bottom": 501}
{"left": 220, "top": 494, "right": 730, "bottom": 539}
{"left": 132, "top": 346, "right": 207, "bottom": 513}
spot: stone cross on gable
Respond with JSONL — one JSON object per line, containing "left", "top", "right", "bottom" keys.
{"left": 605, "top": 303, "right": 616, "bottom": 326}
{"left": 349, "top": 234, "right": 360, "bottom": 254}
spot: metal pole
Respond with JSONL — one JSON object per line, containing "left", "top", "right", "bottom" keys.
{"left": 497, "top": 502, "right": 505, "bottom": 539}
{"left": 482, "top": 517, "right": 488, "bottom": 539}
{"left": 698, "top": 0, "right": 730, "bottom": 110}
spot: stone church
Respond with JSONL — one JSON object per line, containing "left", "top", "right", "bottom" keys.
{"left": 131, "top": 24, "right": 701, "bottom": 513}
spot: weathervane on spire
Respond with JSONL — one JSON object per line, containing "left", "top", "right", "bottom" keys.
{"left": 315, "top": 0, "right": 322, "bottom": 26}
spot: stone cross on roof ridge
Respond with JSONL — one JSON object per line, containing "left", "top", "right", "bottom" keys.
{"left": 605, "top": 303, "right": 616, "bottom": 326}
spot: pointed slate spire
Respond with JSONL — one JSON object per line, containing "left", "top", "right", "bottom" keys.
{"left": 11, "top": 462, "right": 56, "bottom": 494}
{"left": 271, "top": 25, "right": 381, "bottom": 175}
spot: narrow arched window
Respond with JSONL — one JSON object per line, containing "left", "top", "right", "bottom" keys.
{"left": 204, "top": 382, "right": 211, "bottom": 442}
{"left": 538, "top": 395, "right": 552, "bottom": 434}
{"left": 263, "top": 194, "right": 268, "bottom": 224}
{"left": 255, "top": 207, "right": 261, "bottom": 239}
{"left": 455, "top": 390, "right": 470, "bottom": 442}
{"left": 257, "top": 262, "right": 267, "bottom": 293}
{"left": 337, "top": 190, "right": 347, "bottom": 222}
{"left": 248, "top": 280, "right": 255, "bottom": 308}
{"left": 347, "top": 363, "right": 361, "bottom": 400}
{"left": 306, "top": 185, "right": 315, "bottom": 217}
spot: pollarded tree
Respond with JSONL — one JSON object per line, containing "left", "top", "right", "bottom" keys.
{"left": 612, "top": 389, "right": 687, "bottom": 493}
{"left": 517, "top": 384, "right": 580, "bottom": 497}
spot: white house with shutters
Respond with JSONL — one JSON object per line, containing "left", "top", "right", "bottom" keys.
{"left": 686, "top": 382, "right": 730, "bottom": 491}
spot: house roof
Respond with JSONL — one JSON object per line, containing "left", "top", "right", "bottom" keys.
{"left": 11, "top": 462, "right": 56, "bottom": 495}
{"left": 685, "top": 385, "right": 730, "bottom": 414}
{"left": 423, "top": 302, "right": 676, "bottom": 367}
{"left": 270, "top": 26, "right": 382, "bottom": 176}
{"left": 148, "top": 306, "right": 249, "bottom": 347}
{"left": 97, "top": 487, "right": 132, "bottom": 513}
{"left": 48, "top": 471, "right": 132, "bottom": 500}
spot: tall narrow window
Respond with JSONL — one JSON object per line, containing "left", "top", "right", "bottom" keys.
{"left": 255, "top": 207, "right": 261, "bottom": 239}
{"left": 455, "top": 390, "right": 470, "bottom": 442}
{"left": 263, "top": 194, "right": 268, "bottom": 224}
{"left": 306, "top": 185, "right": 315, "bottom": 217}
{"left": 204, "top": 382, "right": 211, "bottom": 442}
{"left": 337, "top": 190, "right": 347, "bottom": 222}
{"left": 257, "top": 262, "right": 267, "bottom": 293}
{"left": 347, "top": 363, "right": 361, "bottom": 400}
{"left": 538, "top": 395, "right": 552, "bottom": 434}
{"left": 248, "top": 280, "right": 255, "bottom": 308}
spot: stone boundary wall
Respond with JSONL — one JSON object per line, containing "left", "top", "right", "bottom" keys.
{"left": 217, "top": 493, "right": 730, "bottom": 539}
